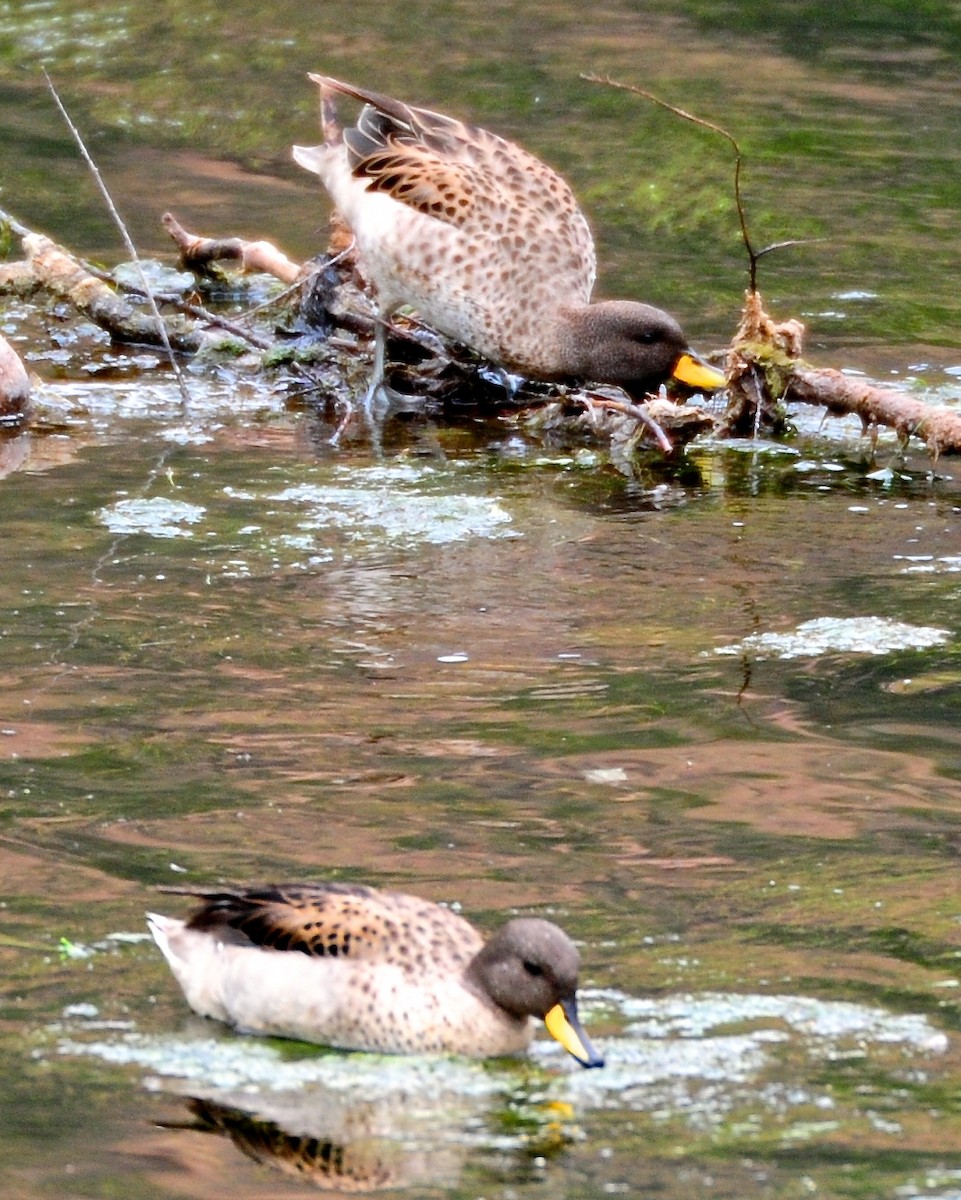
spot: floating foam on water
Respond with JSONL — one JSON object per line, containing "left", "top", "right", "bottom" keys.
{"left": 270, "top": 475, "right": 515, "bottom": 546}
{"left": 56, "top": 1031, "right": 506, "bottom": 1099}
{"left": 54, "top": 989, "right": 947, "bottom": 1124}
{"left": 583, "top": 990, "right": 949, "bottom": 1052}
{"left": 98, "top": 497, "right": 206, "bottom": 539}
{"left": 712, "top": 616, "right": 951, "bottom": 660}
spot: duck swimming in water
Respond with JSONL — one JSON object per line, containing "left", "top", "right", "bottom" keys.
{"left": 148, "top": 881, "right": 604, "bottom": 1066}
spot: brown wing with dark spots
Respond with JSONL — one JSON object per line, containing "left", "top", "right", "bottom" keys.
{"left": 317, "top": 73, "right": 588, "bottom": 247}
{"left": 165, "top": 882, "right": 484, "bottom": 969}
{"left": 347, "top": 145, "right": 476, "bottom": 224}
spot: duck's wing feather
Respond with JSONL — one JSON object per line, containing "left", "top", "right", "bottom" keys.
{"left": 160, "top": 883, "right": 483, "bottom": 968}
{"left": 310, "top": 74, "right": 589, "bottom": 245}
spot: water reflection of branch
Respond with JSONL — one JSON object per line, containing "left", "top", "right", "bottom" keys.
{"left": 735, "top": 651, "right": 755, "bottom": 714}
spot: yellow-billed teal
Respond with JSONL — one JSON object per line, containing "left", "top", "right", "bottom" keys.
{"left": 148, "top": 881, "right": 604, "bottom": 1067}
{"left": 293, "top": 76, "right": 725, "bottom": 411}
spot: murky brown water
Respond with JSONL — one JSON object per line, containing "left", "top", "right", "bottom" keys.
{"left": 3, "top": 3, "right": 961, "bottom": 1198}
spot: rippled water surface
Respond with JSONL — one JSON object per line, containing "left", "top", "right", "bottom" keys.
{"left": 2, "top": 4, "right": 961, "bottom": 1198}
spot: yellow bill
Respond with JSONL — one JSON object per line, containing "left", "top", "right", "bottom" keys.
{"left": 544, "top": 998, "right": 604, "bottom": 1068}
{"left": 672, "top": 352, "right": 726, "bottom": 391}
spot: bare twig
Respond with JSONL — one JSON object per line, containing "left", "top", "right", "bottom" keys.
{"left": 0, "top": 206, "right": 32, "bottom": 240}
{"left": 42, "top": 70, "right": 192, "bottom": 408}
{"left": 162, "top": 212, "right": 303, "bottom": 284}
{"left": 581, "top": 391, "right": 673, "bottom": 453}
{"left": 580, "top": 73, "right": 817, "bottom": 292}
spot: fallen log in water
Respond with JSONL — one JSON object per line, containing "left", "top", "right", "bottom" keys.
{"left": 786, "top": 366, "right": 961, "bottom": 457}
{"left": 22, "top": 233, "right": 205, "bottom": 354}
{"left": 3, "top": 204, "right": 961, "bottom": 457}
{"left": 723, "top": 290, "right": 961, "bottom": 457}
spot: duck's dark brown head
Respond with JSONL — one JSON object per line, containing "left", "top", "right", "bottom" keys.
{"left": 468, "top": 917, "right": 604, "bottom": 1068}
{"left": 566, "top": 300, "right": 725, "bottom": 399}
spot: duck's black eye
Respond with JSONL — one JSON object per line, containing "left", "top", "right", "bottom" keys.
{"left": 522, "top": 959, "right": 543, "bottom": 977}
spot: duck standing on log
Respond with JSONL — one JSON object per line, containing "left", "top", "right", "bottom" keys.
{"left": 294, "top": 75, "right": 725, "bottom": 417}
